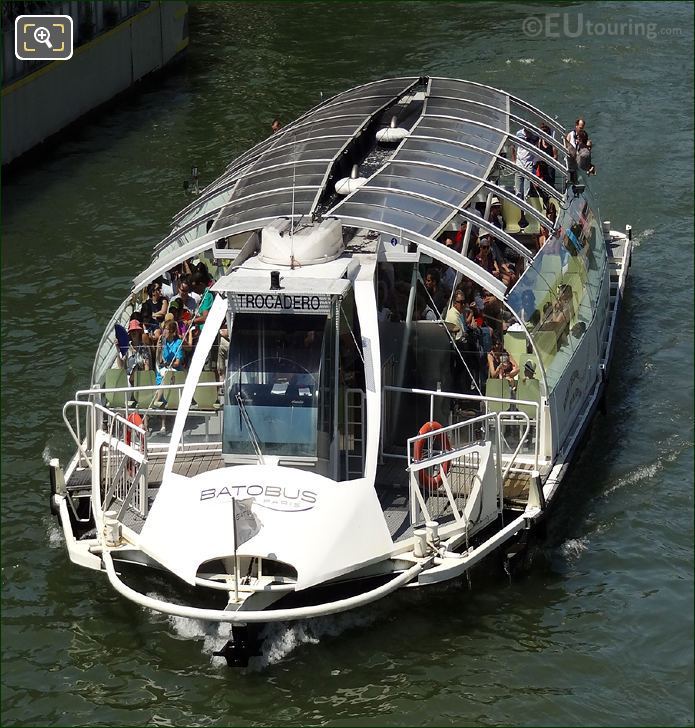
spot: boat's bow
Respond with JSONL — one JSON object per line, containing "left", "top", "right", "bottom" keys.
{"left": 136, "top": 465, "right": 394, "bottom": 591}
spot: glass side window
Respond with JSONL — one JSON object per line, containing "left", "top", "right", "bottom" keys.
{"left": 223, "top": 313, "right": 328, "bottom": 457}
{"left": 508, "top": 190, "right": 607, "bottom": 390}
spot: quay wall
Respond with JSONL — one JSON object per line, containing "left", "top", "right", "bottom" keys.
{"left": 1, "top": 1, "right": 188, "bottom": 165}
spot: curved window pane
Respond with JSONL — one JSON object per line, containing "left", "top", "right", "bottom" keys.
{"left": 508, "top": 188, "right": 607, "bottom": 390}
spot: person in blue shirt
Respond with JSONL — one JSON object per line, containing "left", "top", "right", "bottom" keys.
{"left": 155, "top": 320, "right": 185, "bottom": 385}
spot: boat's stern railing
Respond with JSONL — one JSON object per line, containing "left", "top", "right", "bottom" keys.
{"left": 63, "top": 399, "right": 149, "bottom": 520}
{"left": 406, "top": 413, "right": 485, "bottom": 524}
{"left": 62, "top": 378, "right": 226, "bottom": 519}
{"left": 406, "top": 410, "right": 532, "bottom": 531}
{"left": 383, "top": 385, "right": 539, "bottom": 469}
{"left": 384, "top": 385, "right": 536, "bottom": 533}
{"left": 73, "top": 379, "right": 224, "bottom": 450}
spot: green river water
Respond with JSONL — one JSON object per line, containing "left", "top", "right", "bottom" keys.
{"left": 1, "top": 2, "right": 693, "bottom": 725}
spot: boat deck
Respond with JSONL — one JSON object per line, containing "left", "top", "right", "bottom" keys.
{"left": 68, "top": 451, "right": 534, "bottom": 541}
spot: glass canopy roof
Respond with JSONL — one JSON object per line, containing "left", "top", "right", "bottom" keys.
{"left": 153, "top": 76, "right": 569, "bottom": 268}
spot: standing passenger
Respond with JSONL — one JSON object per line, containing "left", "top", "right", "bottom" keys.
{"left": 511, "top": 128, "right": 538, "bottom": 200}
{"left": 191, "top": 270, "right": 214, "bottom": 331}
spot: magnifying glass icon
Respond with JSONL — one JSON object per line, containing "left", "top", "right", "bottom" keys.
{"left": 33, "top": 26, "right": 53, "bottom": 49}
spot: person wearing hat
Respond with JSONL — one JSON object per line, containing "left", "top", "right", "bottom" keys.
{"left": 116, "top": 318, "right": 152, "bottom": 379}
{"left": 521, "top": 359, "right": 537, "bottom": 384}
{"left": 487, "top": 197, "right": 504, "bottom": 230}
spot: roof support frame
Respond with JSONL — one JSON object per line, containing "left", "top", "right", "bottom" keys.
{"left": 430, "top": 76, "right": 567, "bottom": 137}
{"left": 136, "top": 216, "right": 304, "bottom": 290}
{"left": 371, "top": 160, "right": 554, "bottom": 232}
{"left": 172, "top": 158, "right": 333, "bottom": 229}
{"left": 423, "top": 113, "right": 568, "bottom": 184}
{"left": 426, "top": 91, "right": 568, "bottom": 161}
{"left": 155, "top": 184, "right": 318, "bottom": 256}
{"left": 335, "top": 214, "right": 507, "bottom": 298}
{"left": 410, "top": 129, "right": 568, "bottom": 180}
{"left": 350, "top": 185, "right": 532, "bottom": 262}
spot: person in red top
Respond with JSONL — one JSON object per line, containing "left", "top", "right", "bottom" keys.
{"left": 454, "top": 220, "right": 478, "bottom": 252}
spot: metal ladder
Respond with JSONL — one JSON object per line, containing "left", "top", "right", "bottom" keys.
{"left": 344, "top": 388, "right": 366, "bottom": 480}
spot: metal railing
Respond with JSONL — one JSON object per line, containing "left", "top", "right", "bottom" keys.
{"left": 100, "top": 411, "right": 148, "bottom": 519}
{"left": 344, "top": 388, "right": 366, "bottom": 480}
{"left": 73, "top": 379, "right": 224, "bottom": 455}
{"left": 406, "top": 410, "right": 531, "bottom": 529}
{"left": 63, "top": 399, "right": 148, "bottom": 519}
{"left": 382, "top": 384, "right": 540, "bottom": 470}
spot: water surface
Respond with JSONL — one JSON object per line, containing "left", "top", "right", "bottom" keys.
{"left": 2, "top": 2, "right": 693, "bottom": 725}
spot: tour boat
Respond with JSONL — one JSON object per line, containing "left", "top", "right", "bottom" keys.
{"left": 51, "top": 77, "right": 632, "bottom": 665}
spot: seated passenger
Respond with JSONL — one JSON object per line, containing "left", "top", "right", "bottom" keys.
{"left": 170, "top": 275, "right": 200, "bottom": 314}
{"left": 446, "top": 291, "right": 481, "bottom": 392}
{"left": 156, "top": 321, "right": 185, "bottom": 380}
{"left": 482, "top": 291, "right": 512, "bottom": 337}
{"left": 191, "top": 270, "right": 214, "bottom": 330}
{"left": 161, "top": 263, "right": 184, "bottom": 299}
{"left": 440, "top": 237, "right": 460, "bottom": 292}
{"left": 455, "top": 220, "right": 478, "bottom": 252}
{"left": 520, "top": 359, "right": 538, "bottom": 385}
{"left": 445, "top": 290, "right": 477, "bottom": 340}
{"left": 116, "top": 319, "right": 152, "bottom": 380}
{"left": 415, "top": 288, "right": 437, "bottom": 321}
{"left": 487, "top": 198, "right": 504, "bottom": 229}
{"left": 167, "top": 299, "right": 187, "bottom": 337}
{"left": 423, "top": 267, "right": 449, "bottom": 314}
{"left": 474, "top": 237, "right": 498, "bottom": 276}
{"left": 498, "top": 259, "right": 518, "bottom": 292}
{"left": 193, "top": 259, "right": 215, "bottom": 287}
{"left": 140, "top": 282, "right": 169, "bottom": 343}
{"left": 151, "top": 322, "right": 186, "bottom": 416}
{"left": 488, "top": 336, "right": 519, "bottom": 384}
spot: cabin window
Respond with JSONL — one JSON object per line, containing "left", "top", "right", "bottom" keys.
{"left": 223, "top": 313, "right": 329, "bottom": 457}
{"left": 508, "top": 189, "right": 607, "bottom": 390}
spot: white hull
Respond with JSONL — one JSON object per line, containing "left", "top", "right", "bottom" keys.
{"left": 51, "top": 77, "right": 632, "bottom": 662}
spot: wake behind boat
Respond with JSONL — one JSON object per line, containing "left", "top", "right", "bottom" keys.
{"left": 51, "top": 76, "right": 632, "bottom": 666}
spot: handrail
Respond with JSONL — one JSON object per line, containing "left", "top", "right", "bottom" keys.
{"left": 63, "top": 399, "right": 147, "bottom": 469}
{"left": 74, "top": 379, "right": 223, "bottom": 401}
{"left": 405, "top": 406, "right": 533, "bottom": 528}
{"left": 384, "top": 383, "right": 539, "bottom": 470}
{"left": 102, "top": 550, "right": 429, "bottom": 623}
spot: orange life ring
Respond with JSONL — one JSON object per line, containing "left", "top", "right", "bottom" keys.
{"left": 413, "top": 421, "right": 451, "bottom": 489}
{"left": 125, "top": 413, "right": 144, "bottom": 477}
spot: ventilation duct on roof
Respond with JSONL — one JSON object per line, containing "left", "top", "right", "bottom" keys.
{"left": 259, "top": 218, "right": 344, "bottom": 266}
{"left": 376, "top": 116, "right": 410, "bottom": 144}
{"left": 335, "top": 164, "right": 368, "bottom": 195}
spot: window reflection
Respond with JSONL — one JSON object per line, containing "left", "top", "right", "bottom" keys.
{"left": 508, "top": 187, "right": 607, "bottom": 391}
{"left": 224, "top": 313, "right": 327, "bottom": 457}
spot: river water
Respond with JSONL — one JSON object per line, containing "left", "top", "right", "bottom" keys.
{"left": 2, "top": 2, "right": 693, "bottom": 725}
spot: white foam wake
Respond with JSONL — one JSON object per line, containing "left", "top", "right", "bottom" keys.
{"left": 559, "top": 536, "right": 589, "bottom": 561}
{"left": 632, "top": 227, "right": 654, "bottom": 247}
{"left": 147, "top": 594, "right": 380, "bottom": 670}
